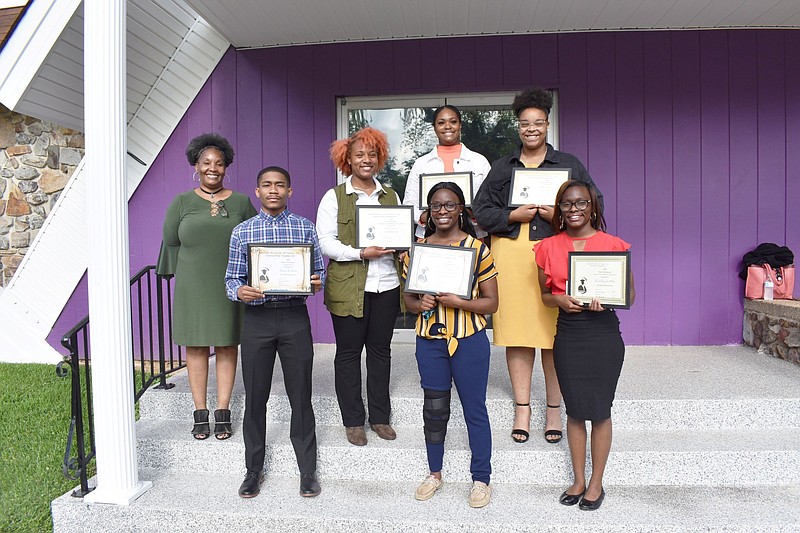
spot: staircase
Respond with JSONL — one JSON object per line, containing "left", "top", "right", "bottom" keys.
{"left": 51, "top": 344, "right": 800, "bottom": 531}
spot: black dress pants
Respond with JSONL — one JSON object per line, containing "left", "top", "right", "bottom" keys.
{"left": 331, "top": 287, "right": 400, "bottom": 427}
{"left": 240, "top": 302, "right": 317, "bottom": 474}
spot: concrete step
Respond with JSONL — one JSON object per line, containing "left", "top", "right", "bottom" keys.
{"left": 52, "top": 345, "right": 800, "bottom": 532}
{"left": 135, "top": 419, "right": 800, "bottom": 486}
{"left": 140, "top": 389, "right": 800, "bottom": 430}
{"left": 139, "top": 342, "right": 800, "bottom": 431}
{"left": 51, "top": 468, "right": 800, "bottom": 533}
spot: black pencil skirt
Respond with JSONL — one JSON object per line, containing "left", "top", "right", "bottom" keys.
{"left": 553, "top": 309, "right": 625, "bottom": 422}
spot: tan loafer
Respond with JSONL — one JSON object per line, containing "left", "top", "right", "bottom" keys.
{"left": 369, "top": 423, "right": 397, "bottom": 440}
{"left": 469, "top": 481, "right": 491, "bottom": 508}
{"left": 414, "top": 474, "right": 443, "bottom": 501}
{"left": 345, "top": 426, "right": 367, "bottom": 446}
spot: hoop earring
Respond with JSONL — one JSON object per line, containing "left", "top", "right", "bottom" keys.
{"left": 591, "top": 213, "right": 597, "bottom": 225}
{"left": 192, "top": 171, "right": 199, "bottom": 182}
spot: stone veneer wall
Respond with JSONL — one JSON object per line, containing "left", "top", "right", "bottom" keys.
{"left": 0, "top": 104, "right": 84, "bottom": 286}
{"left": 743, "top": 298, "right": 800, "bottom": 365}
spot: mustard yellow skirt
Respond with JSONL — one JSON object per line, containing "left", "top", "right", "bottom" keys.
{"left": 491, "top": 222, "right": 557, "bottom": 348}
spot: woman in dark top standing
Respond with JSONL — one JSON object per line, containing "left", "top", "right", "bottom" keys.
{"left": 157, "top": 133, "right": 257, "bottom": 440}
{"left": 472, "top": 87, "right": 603, "bottom": 445}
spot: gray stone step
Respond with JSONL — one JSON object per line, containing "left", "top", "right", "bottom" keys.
{"left": 139, "top": 343, "right": 800, "bottom": 430}
{"left": 140, "top": 389, "right": 800, "bottom": 430}
{"left": 51, "top": 468, "right": 800, "bottom": 533}
{"left": 135, "top": 418, "right": 800, "bottom": 486}
{"left": 52, "top": 345, "right": 800, "bottom": 532}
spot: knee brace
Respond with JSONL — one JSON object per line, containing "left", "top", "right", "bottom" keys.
{"left": 422, "top": 389, "right": 451, "bottom": 445}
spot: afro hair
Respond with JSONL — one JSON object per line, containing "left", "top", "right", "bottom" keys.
{"left": 185, "top": 133, "right": 235, "bottom": 167}
{"left": 329, "top": 127, "right": 390, "bottom": 176}
{"left": 512, "top": 87, "right": 553, "bottom": 118}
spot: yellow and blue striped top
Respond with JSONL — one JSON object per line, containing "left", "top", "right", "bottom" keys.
{"left": 403, "top": 235, "right": 498, "bottom": 355}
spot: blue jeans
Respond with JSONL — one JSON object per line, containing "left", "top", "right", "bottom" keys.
{"left": 415, "top": 329, "right": 492, "bottom": 484}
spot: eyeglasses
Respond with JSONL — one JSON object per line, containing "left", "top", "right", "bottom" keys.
{"left": 210, "top": 200, "right": 228, "bottom": 218}
{"left": 558, "top": 200, "right": 591, "bottom": 211}
{"left": 518, "top": 119, "right": 548, "bottom": 131}
{"left": 430, "top": 202, "right": 461, "bottom": 212}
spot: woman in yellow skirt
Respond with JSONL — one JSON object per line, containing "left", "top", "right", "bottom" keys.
{"left": 472, "top": 87, "right": 603, "bottom": 443}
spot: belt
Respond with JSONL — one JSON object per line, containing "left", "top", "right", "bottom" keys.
{"left": 256, "top": 298, "right": 306, "bottom": 309}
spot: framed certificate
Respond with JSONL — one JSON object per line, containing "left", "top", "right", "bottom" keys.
{"left": 508, "top": 168, "right": 572, "bottom": 207}
{"left": 419, "top": 172, "right": 474, "bottom": 207}
{"left": 248, "top": 243, "right": 313, "bottom": 295}
{"left": 355, "top": 205, "right": 414, "bottom": 250}
{"left": 567, "top": 251, "right": 631, "bottom": 309}
{"left": 405, "top": 243, "right": 477, "bottom": 299}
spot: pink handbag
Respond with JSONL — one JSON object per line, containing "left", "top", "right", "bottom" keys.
{"left": 745, "top": 264, "right": 795, "bottom": 299}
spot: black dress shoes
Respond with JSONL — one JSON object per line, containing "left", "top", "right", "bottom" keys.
{"left": 238, "top": 469, "right": 265, "bottom": 498}
{"left": 559, "top": 489, "right": 585, "bottom": 506}
{"left": 300, "top": 472, "right": 321, "bottom": 497}
{"left": 579, "top": 488, "right": 605, "bottom": 511}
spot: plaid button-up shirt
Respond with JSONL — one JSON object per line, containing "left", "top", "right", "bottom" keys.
{"left": 225, "top": 209, "right": 325, "bottom": 305}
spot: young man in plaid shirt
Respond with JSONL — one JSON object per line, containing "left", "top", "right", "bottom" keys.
{"left": 225, "top": 166, "right": 325, "bottom": 499}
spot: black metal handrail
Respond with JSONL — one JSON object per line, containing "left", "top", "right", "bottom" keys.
{"left": 57, "top": 265, "right": 185, "bottom": 496}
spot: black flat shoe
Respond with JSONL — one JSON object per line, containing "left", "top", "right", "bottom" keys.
{"left": 238, "top": 469, "right": 264, "bottom": 498}
{"left": 300, "top": 472, "right": 321, "bottom": 497}
{"left": 559, "top": 489, "right": 585, "bottom": 506}
{"left": 579, "top": 488, "right": 605, "bottom": 511}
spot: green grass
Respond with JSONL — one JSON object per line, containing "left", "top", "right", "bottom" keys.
{"left": 0, "top": 360, "right": 162, "bottom": 532}
{"left": 0, "top": 363, "right": 91, "bottom": 533}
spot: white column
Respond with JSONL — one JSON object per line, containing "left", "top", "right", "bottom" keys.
{"left": 83, "top": 0, "right": 151, "bottom": 505}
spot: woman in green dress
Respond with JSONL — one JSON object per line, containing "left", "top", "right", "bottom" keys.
{"left": 157, "top": 133, "right": 257, "bottom": 440}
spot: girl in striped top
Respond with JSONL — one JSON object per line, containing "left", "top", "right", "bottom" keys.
{"left": 402, "top": 182, "right": 499, "bottom": 508}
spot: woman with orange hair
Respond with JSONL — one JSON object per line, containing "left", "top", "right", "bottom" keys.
{"left": 316, "top": 127, "right": 403, "bottom": 446}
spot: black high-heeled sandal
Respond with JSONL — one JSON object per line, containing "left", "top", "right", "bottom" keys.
{"left": 192, "top": 409, "right": 210, "bottom": 440}
{"left": 511, "top": 402, "right": 531, "bottom": 443}
{"left": 545, "top": 404, "right": 563, "bottom": 444}
{"left": 214, "top": 409, "right": 232, "bottom": 440}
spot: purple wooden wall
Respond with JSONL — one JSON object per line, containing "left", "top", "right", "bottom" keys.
{"left": 48, "top": 29, "right": 800, "bottom": 351}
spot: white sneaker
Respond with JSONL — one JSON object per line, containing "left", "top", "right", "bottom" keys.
{"left": 469, "top": 481, "right": 491, "bottom": 508}
{"left": 414, "top": 474, "right": 443, "bottom": 501}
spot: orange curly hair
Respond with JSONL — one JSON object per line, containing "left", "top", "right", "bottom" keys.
{"left": 330, "top": 127, "right": 390, "bottom": 176}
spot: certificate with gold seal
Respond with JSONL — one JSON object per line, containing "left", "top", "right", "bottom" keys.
{"left": 248, "top": 243, "right": 313, "bottom": 295}
{"left": 567, "top": 251, "right": 631, "bottom": 309}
